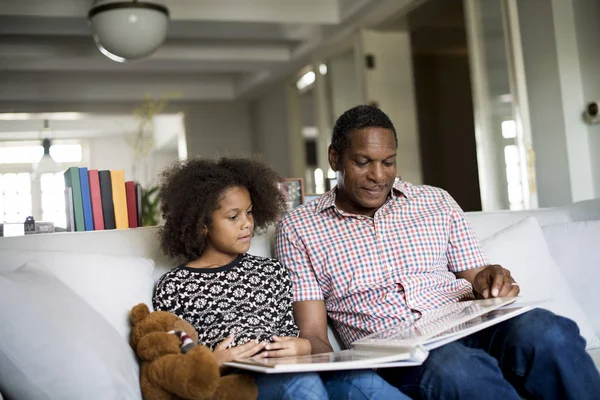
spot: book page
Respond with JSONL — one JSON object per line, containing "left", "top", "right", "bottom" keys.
{"left": 352, "top": 297, "right": 521, "bottom": 350}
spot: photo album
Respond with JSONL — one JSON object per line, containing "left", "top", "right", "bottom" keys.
{"left": 224, "top": 297, "right": 540, "bottom": 373}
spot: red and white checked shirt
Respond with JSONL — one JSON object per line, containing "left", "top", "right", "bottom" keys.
{"left": 275, "top": 181, "right": 489, "bottom": 348}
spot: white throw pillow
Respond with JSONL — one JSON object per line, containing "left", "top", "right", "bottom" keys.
{"left": 0, "top": 262, "right": 142, "bottom": 400}
{"left": 480, "top": 217, "right": 599, "bottom": 349}
{"left": 542, "top": 220, "right": 600, "bottom": 336}
{"left": 0, "top": 249, "right": 155, "bottom": 339}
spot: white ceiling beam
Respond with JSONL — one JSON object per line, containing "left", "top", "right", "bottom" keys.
{"left": 0, "top": 72, "right": 236, "bottom": 102}
{"left": 0, "top": 36, "right": 292, "bottom": 66}
{"left": 152, "top": 43, "right": 291, "bottom": 62}
{"left": 0, "top": 58, "right": 273, "bottom": 73}
{"left": 0, "top": 0, "right": 341, "bottom": 24}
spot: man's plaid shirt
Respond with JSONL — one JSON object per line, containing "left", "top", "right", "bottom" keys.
{"left": 275, "top": 181, "right": 489, "bottom": 348}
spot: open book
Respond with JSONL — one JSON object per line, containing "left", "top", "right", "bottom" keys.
{"left": 225, "top": 297, "right": 538, "bottom": 373}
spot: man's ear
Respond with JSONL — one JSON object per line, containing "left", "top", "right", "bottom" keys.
{"left": 328, "top": 146, "right": 339, "bottom": 171}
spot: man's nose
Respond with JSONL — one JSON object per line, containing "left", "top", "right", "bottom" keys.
{"left": 368, "top": 163, "right": 384, "bottom": 182}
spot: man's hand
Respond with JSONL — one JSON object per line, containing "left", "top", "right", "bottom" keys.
{"left": 212, "top": 335, "right": 266, "bottom": 366}
{"left": 258, "top": 336, "right": 312, "bottom": 358}
{"left": 472, "top": 264, "right": 520, "bottom": 299}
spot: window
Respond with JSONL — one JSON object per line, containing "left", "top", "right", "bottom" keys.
{"left": 40, "top": 172, "right": 66, "bottom": 229}
{"left": 0, "top": 141, "right": 87, "bottom": 228}
{"left": 0, "top": 173, "right": 32, "bottom": 222}
{"left": 501, "top": 120, "right": 524, "bottom": 210}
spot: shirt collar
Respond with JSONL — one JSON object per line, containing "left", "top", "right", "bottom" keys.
{"left": 316, "top": 180, "right": 412, "bottom": 214}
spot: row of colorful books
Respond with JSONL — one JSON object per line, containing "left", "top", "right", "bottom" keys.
{"left": 64, "top": 167, "right": 142, "bottom": 231}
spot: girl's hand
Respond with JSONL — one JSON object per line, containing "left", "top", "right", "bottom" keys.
{"left": 259, "top": 336, "right": 312, "bottom": 358}
{"left": 212, "top": 335, "right": 266, "bottom": 366}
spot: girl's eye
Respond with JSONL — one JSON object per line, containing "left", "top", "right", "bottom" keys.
{"left": 228, "top": 215, "right": 238, "bottom": 221}
{"left": 247, "top": 210, "right": 253, "bottom": 215}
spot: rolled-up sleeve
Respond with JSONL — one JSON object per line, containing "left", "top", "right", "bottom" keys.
{"left": 443, "top": 191, "right": 489, "bottom": 272}
{"left": 275, "top": 221, "right": 323, "bottom": 301}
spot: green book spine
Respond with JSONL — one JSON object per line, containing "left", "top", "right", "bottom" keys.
{"left": 64, "top": 167, "right": 85, "bottom": 231}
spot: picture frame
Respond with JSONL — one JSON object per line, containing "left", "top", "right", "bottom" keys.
{"left": 278, "top": 178, "right": 304, "bottom": 213}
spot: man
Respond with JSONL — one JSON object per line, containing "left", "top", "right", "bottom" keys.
{"left": 275, "top": 105, "right": 600, "bottom": 399}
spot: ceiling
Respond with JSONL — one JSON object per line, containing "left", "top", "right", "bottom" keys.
{"left": 0, "top": 0, "right": 424, "bottom": 104}
{"left": 0, "top": 0, "right": 426, "bottom": 142}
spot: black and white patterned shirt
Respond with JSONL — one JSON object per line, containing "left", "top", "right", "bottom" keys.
{"left": 153, "top": 253, "right": 300, "bottom": 350}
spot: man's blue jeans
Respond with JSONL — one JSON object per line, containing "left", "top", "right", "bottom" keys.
{"left": 379, "top": 308, "right": 600, "bottom": 399}
{"left": 251, "top": 369, "right": 410, "bottom": 399}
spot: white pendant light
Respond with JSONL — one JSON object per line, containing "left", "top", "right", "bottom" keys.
{"left": 33, "top": 121, "right": 61, "bottom": 176}
{"left": 88, "top": 0, "right": 170, "bottom": 63}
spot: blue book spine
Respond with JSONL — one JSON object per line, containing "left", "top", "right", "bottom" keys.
{"left": 79, "top": 167, "right": 95, "bottom": 231}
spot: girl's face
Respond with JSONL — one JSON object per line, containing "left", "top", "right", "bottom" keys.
{"left": 205, "top": 186, "right": 254, "bottom": 257}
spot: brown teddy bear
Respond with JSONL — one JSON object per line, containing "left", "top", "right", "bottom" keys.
{"left": 130, "top": 303, "right": 258, "bottom": 400}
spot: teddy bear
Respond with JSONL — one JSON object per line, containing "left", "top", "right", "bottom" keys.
{"left": 130, "top": 303, "right": 258, "bottom": 400}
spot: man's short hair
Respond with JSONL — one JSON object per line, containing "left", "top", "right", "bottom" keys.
{"left": 331, "top": 105, "right": 398, "bottom": 159}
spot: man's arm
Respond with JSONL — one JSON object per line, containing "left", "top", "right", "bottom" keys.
{"left": 292, "top": 300, "right": 333, "bottom": 354}
{"left": 442, "top": 191, "right": 520, "bottom": 298}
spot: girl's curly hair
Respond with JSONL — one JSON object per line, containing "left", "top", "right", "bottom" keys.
{"left": 157, "top": 157, "right": 286, "bottom": 261}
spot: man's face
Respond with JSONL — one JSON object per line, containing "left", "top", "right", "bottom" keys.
{"left": 329, "top": 127, "right": 397, "bottom": 217}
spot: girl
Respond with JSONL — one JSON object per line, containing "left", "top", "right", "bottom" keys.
{"left": 153, "top": 157, "right": 408, "bottom": 400}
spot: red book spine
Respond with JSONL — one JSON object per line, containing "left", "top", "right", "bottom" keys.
{"left": 125, "top": 181, "right": 138, "bottom": 228}
{"left": 88, "top": 170, "right": 105, "bottom": 230}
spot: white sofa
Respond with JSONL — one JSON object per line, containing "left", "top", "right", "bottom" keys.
{"left": 0, "top": 200, "right": 599, "bottom": 400}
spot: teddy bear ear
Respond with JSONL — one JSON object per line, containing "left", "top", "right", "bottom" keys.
{"left": 130, "top": 303, "right": 150, "bottom": 325}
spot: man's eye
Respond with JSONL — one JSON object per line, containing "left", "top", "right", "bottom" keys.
{"left": 355, "top": 161, "right": 368, "bottom": 167}
{"left": 383, "top": 161, "right": 395, "bottom": 166}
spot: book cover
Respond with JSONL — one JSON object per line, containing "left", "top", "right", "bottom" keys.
{"left": 64, "top": 186, "right": 75, "bottom": 232}
{"left": 135, "top": 182, "right": 142, "bottom": 227}
{"left": 88, "top": 170, "right": 104, "bottom": 230}
{"left": 98, "top": 170, "right": 116, "bottom": 230}
{"left": 78, "top": 167, "right": 94, "bottom": 231}
{"left": 63, "top": 166, "right": 84, "bottom": 231}
{"left": 125, "top": 181, "right": 138, "bottom": 228}
{"left": 110, "top": 170, "right": 129, "bottom": 229}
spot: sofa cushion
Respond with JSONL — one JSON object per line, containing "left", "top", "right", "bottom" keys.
{"left": 0, "top": 262, "right": 142, "bottom": 400}
{"left": 0, "top": 249, "right": 154, "bottom": 340}
{"left": 466, "top": 208, "right": 571, "bottom": 241}
{"left": 565, "top": 198, "right": 600, "bottom": 221}
{"left": 480, "top": 217, "right": 599, "bottom": 349}
{"left": 542, "top": 220, "right": 600, "bottom": 336}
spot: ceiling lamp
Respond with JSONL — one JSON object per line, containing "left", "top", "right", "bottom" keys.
{"left": 88, "top": 0, "right": 170, "bottom": 63}
{"left": 33, "top": 121, "right": 61, "bottom": 175}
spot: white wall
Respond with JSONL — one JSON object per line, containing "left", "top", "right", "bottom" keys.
{"left": 573, "top": 0, "right": 600, "bottom": 198}
{"left": 181, "top": 102, "right": 253, "bottom": 159}
{"left": 517, "top": 0, "right": 600, "bottom": 207}
{"left": 358, "top": 29, "right": 423, "bottom": 185}
{"left": 250, "top": 83, "right": 293, "bottom": 177}
{"left": 518, "top": 0, "right": 573, "bottom": 207}
{"left": 328, "top": 49, "right": 362, "bottom": 121}
{"left": 88, "top": 136, "right": 135, "bottom": 181}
